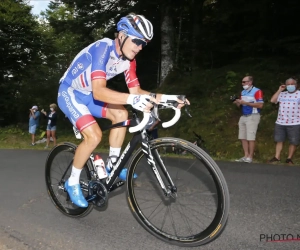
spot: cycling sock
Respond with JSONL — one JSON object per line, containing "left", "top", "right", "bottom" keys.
{"left": 68, "top": 166, "right": 82, "bottom": 186}
{"left": 109, "top": 147, "right": 121, "bottom": 163}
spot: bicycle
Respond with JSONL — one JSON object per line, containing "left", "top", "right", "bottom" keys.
{"left": 45, "top": 98, "right": 230, "bottom": 247}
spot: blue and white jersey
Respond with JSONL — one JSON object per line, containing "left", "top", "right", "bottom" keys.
{"left": 60, "top": 38, "right": 140, "bottom": 94}
{"left": 240, "top": 86, "right": 264, "bottom": 115}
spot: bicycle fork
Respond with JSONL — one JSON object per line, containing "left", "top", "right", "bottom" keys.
{"left": 142, "top": 142, "right": 177, "bottom": 198}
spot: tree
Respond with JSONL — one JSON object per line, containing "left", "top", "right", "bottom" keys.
{"left": 0, "top": 0, "right": 43, "bottom": 122}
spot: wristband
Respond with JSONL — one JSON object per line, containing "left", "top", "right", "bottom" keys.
{"left": 161, "top": 94, "right": 178, "bottom": 103}
{"left": 126, "top": 94, "right": 135, "bottom": 105}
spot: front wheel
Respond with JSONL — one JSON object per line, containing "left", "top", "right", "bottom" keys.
{"left": 126, "top": 137, "right": 230, "bottom": 247}
{"left": 45, "top": 143, "right": 94, "bottom": 217}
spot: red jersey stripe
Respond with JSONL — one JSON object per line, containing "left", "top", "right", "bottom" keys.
{"left": 91, "top": 70, "right": 106, "bottom": 80}
{"left": 76, "top": 115, "right": 96, "bottom": 131}
{"left": 127, "top": 79, "right": 140, "bottom": 88}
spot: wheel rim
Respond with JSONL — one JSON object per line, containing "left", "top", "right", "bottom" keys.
{"left": 128, "top": 142, "right": 227, "bottom": 244}
{"left": 45, "top": 145, "right": 92, "bottom": 216}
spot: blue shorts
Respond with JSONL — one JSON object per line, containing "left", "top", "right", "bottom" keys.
{"left": 47, "top": 125, "right": 56, "bottom": 131}
{"left": 57, "top": 82, "right": 108, "bottom": 131}
{"left": 29, "top": 125, "right": 37, "bottom": 134}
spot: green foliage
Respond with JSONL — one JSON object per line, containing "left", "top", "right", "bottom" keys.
{"left": 2, "top": 0, "right": 300, "bottom": 164}
{"left": 0, "top": 0, "right": 42, "bottom": 122}
{"left": 225, "top": 71, "right": 238, "bottom": 92}
{"left": 156, "top": 58, "right": 300, "bottom": 164}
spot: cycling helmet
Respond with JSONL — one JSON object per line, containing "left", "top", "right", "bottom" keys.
{"left": 117, "top": 14, "right": 153, "bottom": 41}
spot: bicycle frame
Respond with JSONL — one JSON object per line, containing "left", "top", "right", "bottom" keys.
{"left": 82, "top": 112, "right": 175, "bottom": 196}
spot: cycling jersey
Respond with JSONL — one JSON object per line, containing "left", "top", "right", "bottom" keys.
{"left": 58, "top": 38, "right": 140, "bottom": 131}
{"left": 60, "top": 38, "right": 140, "bottom": 94}
{"left": 240, "top": 86, "right": 264, "bottom": 115}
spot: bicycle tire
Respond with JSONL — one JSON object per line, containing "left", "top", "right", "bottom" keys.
{"left": 126, "top": 137, "right": 229, "bottom": 247}
{"left": 45, "top": 143, "right": 94, "bottom": 217}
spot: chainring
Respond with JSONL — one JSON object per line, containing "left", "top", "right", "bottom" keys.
{"left": 88, "top": 180, "right": 108, "bottom": 207}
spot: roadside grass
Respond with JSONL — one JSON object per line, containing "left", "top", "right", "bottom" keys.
{"left": 1, "top": 58, "right": 300, "bottom": 165}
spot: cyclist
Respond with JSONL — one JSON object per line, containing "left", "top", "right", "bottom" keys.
{"left": 57, "top": 13, "right": 189, "bottom": 207}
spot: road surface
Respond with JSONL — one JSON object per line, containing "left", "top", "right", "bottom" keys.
{"left": 0, "top": 149, "right": 300, "bottom": 250}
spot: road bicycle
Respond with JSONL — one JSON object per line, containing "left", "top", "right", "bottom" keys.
{"left": 45, "top": 98, "right": 230, "bottom": 247}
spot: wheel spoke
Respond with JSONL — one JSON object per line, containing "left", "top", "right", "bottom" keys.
{"left": 45, "top": 144, "right": 93, "bottom": 217}
{"left": 127, "top": 141, "right": 229, "bottom": 246}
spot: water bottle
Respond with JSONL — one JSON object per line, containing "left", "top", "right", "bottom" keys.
{"left": 94, "top": 154, "right": 108, "bottom": 179}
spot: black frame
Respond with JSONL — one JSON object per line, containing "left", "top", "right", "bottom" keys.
{"left": 91, "top": 112, "right": 150, "bottom": 191}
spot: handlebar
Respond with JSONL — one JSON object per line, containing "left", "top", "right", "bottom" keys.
{"left": 128, "top": 96, "right": 191, "bottom": 133}
{"left": 128, "top": 112, "right": 151, "bottom": 133}
{"left": 161, "top": 108, "right": 181, "bottom": 128}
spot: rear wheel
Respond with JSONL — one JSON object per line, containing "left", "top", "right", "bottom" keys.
{"left": 45, "top": 143, "right": 94, "bottom": 217}
{"left": 127, "top": 137, "right": 229, "bottom": 247}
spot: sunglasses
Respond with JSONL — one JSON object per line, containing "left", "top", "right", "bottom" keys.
{"left": 128, "top": 35, "right": 147, "bottom": 48}
{"left": 242, "top": 81, "right": 250, "bottom": 83}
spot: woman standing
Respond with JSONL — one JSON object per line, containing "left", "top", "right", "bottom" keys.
{"left": 41, "top": 103, "right": 58, "bottom": 148}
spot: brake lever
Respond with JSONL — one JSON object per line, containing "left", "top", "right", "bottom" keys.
{"left": 185, "top": 104, "right": 192, "bottom": 118}
{"left": 174, "top": 95, "right": 192, "bottom": 118}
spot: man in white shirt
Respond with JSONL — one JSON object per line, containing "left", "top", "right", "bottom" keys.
{"left": 269, "top": 77, "right": 300, "bottom": 164}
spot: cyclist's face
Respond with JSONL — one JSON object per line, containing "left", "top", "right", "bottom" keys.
{"left": 122, "top": 35, "right": 146, "bottom": 60}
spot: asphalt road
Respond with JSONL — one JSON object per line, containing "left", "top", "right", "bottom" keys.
{"left": 0, "top": 149, "right": 300, "bottom": 250}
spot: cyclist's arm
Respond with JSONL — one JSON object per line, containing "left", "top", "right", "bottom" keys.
{"left": 126, "top": 60, "right": 187, "bottom": 107}
{"left": 125, "top": 60, "right": 163, "bottom": 98}
{"left": 90, "top": 41, "right": 130, "bottom": 104}
{"left": 92, "top": 79, "right": 129, "bottom": 104}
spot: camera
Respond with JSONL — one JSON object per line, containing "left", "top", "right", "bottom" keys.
{"left": 229, "top": 95, "right": 238, "bottom": 102}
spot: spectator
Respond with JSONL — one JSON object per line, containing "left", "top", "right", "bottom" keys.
{"left": 145, "top": 115, "right": 160, "bottom": 139}
{"left": 233, "top": 76, "right": 264, "bottom": 163}
{"left": 268, "top": 78, "right": 300, "bottom": 164}
{"left": 41, "top": 103, "right": 58, "bottom": 148}
{"left": 29, "top": 105, "right": 40, "bottom": 146}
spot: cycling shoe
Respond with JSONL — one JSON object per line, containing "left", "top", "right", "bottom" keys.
{"left": 64, "top": 180, "right": 88, "bottom": 208}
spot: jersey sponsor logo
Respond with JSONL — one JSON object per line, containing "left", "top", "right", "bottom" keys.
{"left": 71, "top": 62, "right": 85, "bottom": 76}
{"left": 109, "top": 64, "right": 117, "bottom": 72}
{"left": 62, "top": 91, "right": 79, "bottom": 119}
{"left": 106, "top": 72, "right": 118, "bottom": 78}
{"left": 133, "top": 95, "right": 140, "bottom": 105}
{"left": 77, "top": 62, "right": 84, "bottom": 70}
{"left": 72, "top": 67, "right": 78, "bottom": 76}
{"left": 99, "top": 44, "right": 109, "bottom": 65}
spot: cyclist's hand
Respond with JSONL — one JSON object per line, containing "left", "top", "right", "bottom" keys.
{"left": 160, "top": 95, "right": 190, "bottom": 109}
{"left": 178, "top": 97, "right": 190, "bottom": 109}
{"left": 127, "top": 94, "right": 157, "bottom": 112}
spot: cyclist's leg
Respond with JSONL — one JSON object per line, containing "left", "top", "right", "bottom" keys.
{"left": 104, "top": 104, "right": 136, "bottom": 180}
{"left": 57, "top": 83, "right": 104, "bottom": 207}
{"left": 90, "top": 103, "right": 128, "bottom": 175}
{"left": 105, "top": 104, "right": 128, "bottom": 149}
